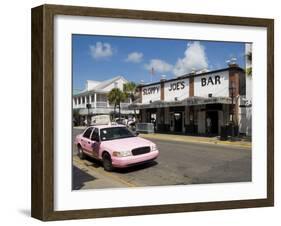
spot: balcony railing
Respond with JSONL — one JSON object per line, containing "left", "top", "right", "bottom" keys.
{"left": 96, "top": 101, "right": 107, "bottom": 108}
{"left": 73, "top": 101, "right": 130, "bottom": 109}
{"left": 120, "top": 103, "right": 130, "bottom": 108}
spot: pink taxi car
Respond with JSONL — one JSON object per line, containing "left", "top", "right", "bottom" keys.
{"left": 74, "top": 125, "right": 159, "bottom": 171}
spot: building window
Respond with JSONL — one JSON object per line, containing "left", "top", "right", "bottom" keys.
{"left": 74, "top": 98, "right": 77, "bottom": 105}
{"left": 78, "top": 98, "right": 81, "bottom": 104}
{"left": 82, "top": 96, "right": 85, "bottom": 104}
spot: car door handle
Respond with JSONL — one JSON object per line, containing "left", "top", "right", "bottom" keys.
{"left": 81, "top": 139, "right": 84, "bottom": 142}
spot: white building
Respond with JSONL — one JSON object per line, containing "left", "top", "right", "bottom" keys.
{"left": 237, "top": 44, "right": 252, "bottom": 137}
{"left": 245, "top": 44, "right": 252, "bottom": 136}
{"left": 73, "top": 76, "right": 135, "bottom": 125}
{"left": 130, "top": 63, "right": 248, "bottom": 136}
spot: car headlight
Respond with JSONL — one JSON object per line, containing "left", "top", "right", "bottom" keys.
{"left": 112, "top": 150, "right": 132, "bottom": 157}
{"left": 151, "top": 145, "right": 158, "bottom": 151}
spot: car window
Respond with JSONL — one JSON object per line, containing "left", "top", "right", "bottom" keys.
{"left": 91, "top": 128, "right": 99, "bottom": 141}
{"left": 83, "top": 127, "right": 93, "bottom": 139}
{"left": 100, "top": 127, "right": 135, "bottom": 141}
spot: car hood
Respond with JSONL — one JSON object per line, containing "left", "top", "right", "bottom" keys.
{"left": 101, "top": 136, "right": 154, "bottom": 151}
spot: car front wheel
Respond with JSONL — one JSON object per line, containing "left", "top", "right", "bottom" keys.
{"left": 102, "top": 153, "right": 113, "bottom": 171}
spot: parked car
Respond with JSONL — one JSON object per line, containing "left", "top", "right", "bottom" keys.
{"left": 74, "top": 125, "right": 159, "bottom": 171}
{"left": 91, "top": 114, "right": 111, "bottom": 125}
{"left": 114, "top": 117, "right": 127, "bottom": 125}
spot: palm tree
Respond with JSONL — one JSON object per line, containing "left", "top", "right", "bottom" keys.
{"left": 107, "top": 88, "right": 126, "bottom": 120}
{"left": 246, "top": 52, "right": 252, "bottom": 76}
{"left": 123, "top": 82, "right": 137, "bottom": 118}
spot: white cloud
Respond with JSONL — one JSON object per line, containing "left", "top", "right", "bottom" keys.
{"left": 89, "top": 42, "right": 113, "bottom": 59}
{"left": 173, "top": 41, "right": 208, "bottom": 76}
{"left": 125, "top": 52, "right": 143, "bottom": 63}
{"left": 144, "top": 59, "right": 173, "bottom": 73}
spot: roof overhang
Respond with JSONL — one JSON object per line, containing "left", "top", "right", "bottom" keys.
{"left": 129, "top": 96, "right": 232, "bottom": 109}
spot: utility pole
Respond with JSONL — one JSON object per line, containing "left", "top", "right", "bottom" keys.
{"left": 229, "top": 81, "right": 236, "bottom": 137}
{"left": 150, "top": 67, "right": 154, "bottom": 82}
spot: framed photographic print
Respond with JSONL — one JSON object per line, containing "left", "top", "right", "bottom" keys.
{"left": 31, "top": 4, "right": 274, "bottom": 221}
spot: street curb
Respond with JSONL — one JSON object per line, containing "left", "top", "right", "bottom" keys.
{"left": 139, "top": 134, "right": 251, "bottom": 149}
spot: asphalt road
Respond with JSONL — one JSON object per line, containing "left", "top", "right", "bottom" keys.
{"left": 72, "top": 128, "right": 251, "bottom": 190}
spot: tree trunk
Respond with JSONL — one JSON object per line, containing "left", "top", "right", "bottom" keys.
{"left": 114, "top": 103, "right": 116, "bottom": 120}
{"left": 119, "top": 103, "right": 121, "bottom": 120}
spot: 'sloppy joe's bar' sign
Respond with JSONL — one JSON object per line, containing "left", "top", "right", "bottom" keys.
{"left": 141, "top": 71, "right": 229, "bottom": 103}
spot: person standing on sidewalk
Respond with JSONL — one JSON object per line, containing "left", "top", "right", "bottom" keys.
{"left": 206, "top": 117, "right": 212, "bottom": 136}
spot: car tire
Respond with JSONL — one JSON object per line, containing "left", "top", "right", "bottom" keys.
{"left": 102, "top": 153, "right": 113, "bottom": 171}
{"left": 77, "top": 145, "right": 86, "bottom": 160}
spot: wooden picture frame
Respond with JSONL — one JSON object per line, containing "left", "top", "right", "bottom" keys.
{"left": 31, "top": 4, "right": 274, "bottom": 221}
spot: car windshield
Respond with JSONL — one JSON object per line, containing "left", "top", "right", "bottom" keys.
{"left": 100, "top": 127, "right": 135, "bottom": 141}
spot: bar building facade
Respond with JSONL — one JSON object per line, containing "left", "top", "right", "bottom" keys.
{"left": 131, "top": 64, "right": 248, "bottom": 136}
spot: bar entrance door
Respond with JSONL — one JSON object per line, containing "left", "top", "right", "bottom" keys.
{"left": 206, "top": 111, "right": 219, "bottom": 135}
{"left": 174, "top": 112, "right": 183, "bottom": 132}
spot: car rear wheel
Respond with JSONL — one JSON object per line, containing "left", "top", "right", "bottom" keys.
{"left": 102, "top": 153, "right": 113, "bottom": 171}
{"left": 77, "top": 145, "right": 86, "bottom": 160}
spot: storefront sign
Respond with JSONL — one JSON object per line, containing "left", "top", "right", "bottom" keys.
{"left": 164, "top": 78, "right": 189, "bottom": 101}
{"left": 168, "top": 81, "right": 185, "bottom": 91}
{"left": 201, "top": 75, "right": 221, "bottom": 87}
{"left": 142, "top": 86, "right": 159, "bottom": 95}
{"left": 194, "top": 71, "right": 229, "bottom": 97}
{"left": 141, "top": 84, "right": 161, "bottom": 103}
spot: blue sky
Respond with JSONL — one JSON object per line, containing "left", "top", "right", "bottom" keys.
{"left": 72, "top": 34, "right": 246, "bottom": 91}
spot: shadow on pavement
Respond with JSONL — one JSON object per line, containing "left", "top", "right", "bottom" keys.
{"left": 114, "top": 161, "right": 158, "bottom": 174}
{"left": 83, "top": 155, "right": 102, "bottom": 169}
{"left": 72, "top": 165, "right": 97, "bottom": 190}
{"left": 81, "top": 156, "right": 158, "bottom": 174}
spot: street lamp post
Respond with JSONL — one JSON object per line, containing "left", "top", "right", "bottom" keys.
{"left": 229, "top": 81, "right": 236, "bottom": 137}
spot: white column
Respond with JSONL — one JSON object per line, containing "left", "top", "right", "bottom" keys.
{"left": 94, "top": 93, "right": 97, "bottom": 108}
{"left": 80, "top": 96, "right": 83, "bottom": 108}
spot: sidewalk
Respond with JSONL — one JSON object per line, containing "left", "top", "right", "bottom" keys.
{"left": 139, "top": 133, "right": 251, "bottom": 149}
{"left": 73, "top": 156, "right": 135, "bottom": 189}
{"left": 74, "top": 126, "right": 86, "bottom": 130}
